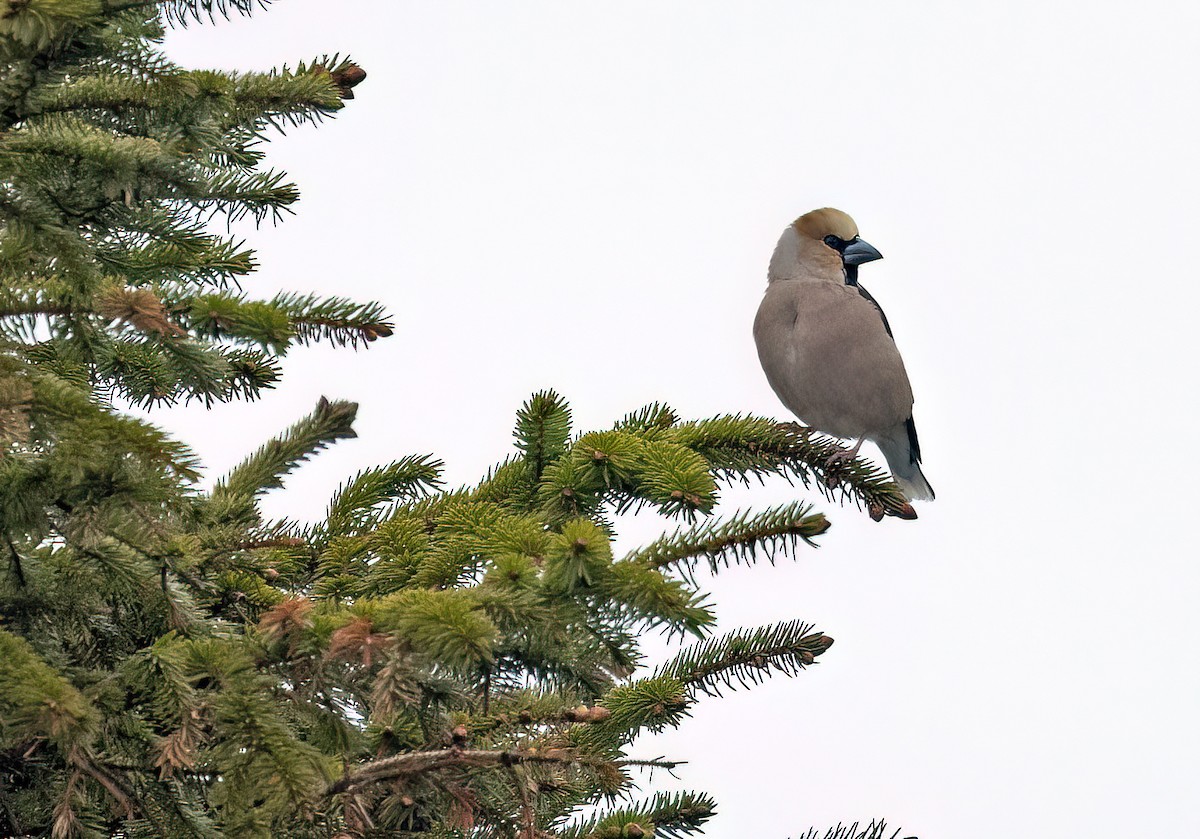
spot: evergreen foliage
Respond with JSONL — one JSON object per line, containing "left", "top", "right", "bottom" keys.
{"left": 1, "top": 2, "right": 919, "bottom": 837}
{"left": 792, "top": 822, "right": 916, "bottom": 839}
{"left": 0, "top": 0, "right": 386, "bottom": 409}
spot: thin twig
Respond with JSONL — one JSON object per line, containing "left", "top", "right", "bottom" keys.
{"left": 325, "top": 748, "right": 680, "bottom": 797}
{"left": 6, "top": 537, "right": 26, "bottom": 587}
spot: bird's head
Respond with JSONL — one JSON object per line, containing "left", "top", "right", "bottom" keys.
{"left": 770, "top": 207, "right": 883, "bottom": 285}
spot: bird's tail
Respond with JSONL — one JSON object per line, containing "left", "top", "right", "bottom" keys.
{"left": 875, "top": 421, "right": 935, "bottom": 502}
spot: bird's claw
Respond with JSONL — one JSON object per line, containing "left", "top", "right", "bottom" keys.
{"left": 824, "top": 449, "right": 855, "bottom": 468}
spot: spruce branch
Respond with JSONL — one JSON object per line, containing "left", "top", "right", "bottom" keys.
{"left": 71, "top": 751, "right": 137, "bottom": 821}
{"left": 792, "top": 820, "right": 916, "bottom": 839}
{"left": 214, "top": 346, "right": 281, "bottom": 402}
{"left": 182, "top": 292, "right": 294, "bottom": 351}
{"left": 515, "top": 389, "right": 572, "bottom": 481}
{"left": 0, "top": 627, "right": 98, "bottom": 750}
{"left": 667, "top": 416, "right": 917, "bottom": 520}
{"left": 292, "top": 54, "right": 366, "bottom": 101}
{"left": 189, "top": 167, "right": 299, "bottom": 224}
{"left": 268, "top": 291, "right": 394, "bottom": 348}
{"left": 557, "top": 790, "right": 716, "bottom": 839}
{"left": 465, "top": 697, "right": 614, "bottom": 736}
{"left": 99, "top": 236, "right": 256, "bottom": 285}
{"left": 376, "top": 589, "right": 497, "bottom": 672}
{"left": 613, "top": 402, "right": 680, "bottom": 435}
{"left": 577, "top": 676, "right": 690, "bottom": 747}
{"left": 155, "top": 0, "right": 272, "bottom": 27}
{"left": 1, "top": 115, "right": 193, "bottom": 198}
{"left": 213, "top": 396, "right": 357, "bottom": 500}
{"left": 101, "top": 337, "right": 282, "bottom": 407}
{"left": 28, "top": 71, "right": 178, "bottom": 116}
{"left": 542, "top": 430, "right": 719, "bottom": 521}
{"left": 655, "top": 621, "right": 834, "bottom": 698}
{"left": 324, "top": 747, "right": 666, "bottom": 798}
{"left": 324, "top": 455, "right": 444, "bottom": 536}
{"left": 29, "top": 370, "right": 202, "bottom": 479}
{"left": 0, "top": 0, "right": 102, "bottom": 51}
{"left": 594, "top": 562, "right": 714, "bottom": 637}
{"left": 50, "top": 769, "right": 85, "bottom": 839}
{"left": 5, "top": 536, "right": 26, "bottom": 586}
{"left": 111, "top": 778, "right": 221, "bottom": 839}
{"left": 621, "top": 438, "right": 718, "bottom": 519}
{"left": 0, "top": 289, "right": 72, "bottom": 321}
{"left": 220, "top": 63, "right": 347, "bottom": 134}
{"left": 206, "top": 687, "right": 327, "bottom": 823}
{"left": 625, "top": 502, "right": 830, "bottom": 579}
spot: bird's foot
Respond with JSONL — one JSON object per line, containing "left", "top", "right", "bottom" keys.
{"left": 824, "top": 450, "right": 853, "bottom": 468}
{"left": 824, "top": 436, "right": 866, "bottom": 468}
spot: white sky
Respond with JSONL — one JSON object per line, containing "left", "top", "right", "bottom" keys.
{"left": 154, "top": 2, "right": 1200, "bottom": 836}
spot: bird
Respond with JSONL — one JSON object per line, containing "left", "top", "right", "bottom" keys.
{"left": 753, "top": 207, "right": 934, "bottom": 501}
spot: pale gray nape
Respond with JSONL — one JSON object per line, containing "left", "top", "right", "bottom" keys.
{"left": 767, "top": 226, "right": 807, "bottom": 283}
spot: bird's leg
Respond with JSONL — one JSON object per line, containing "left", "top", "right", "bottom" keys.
{"left": 825, "top": 435, "right": 866, "bottom": 468}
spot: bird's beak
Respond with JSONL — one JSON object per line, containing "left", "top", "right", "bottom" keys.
{"left": 842, "top": 238, "right": 883, "bottom": 266}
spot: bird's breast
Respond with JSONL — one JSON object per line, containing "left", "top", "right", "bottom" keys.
{"left": 753, "top": 281, "right": 914, "bottom": 438}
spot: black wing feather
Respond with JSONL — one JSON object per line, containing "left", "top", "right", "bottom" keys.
{"left": 904, "top": 416, "right": 922, "bottom": 465}
{"left": 853, "top": 282, "right": 894, "bottom": 338}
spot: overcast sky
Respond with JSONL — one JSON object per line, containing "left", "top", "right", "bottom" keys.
{"left": 155, "top": 2, "right": 1200, "bottom": 835}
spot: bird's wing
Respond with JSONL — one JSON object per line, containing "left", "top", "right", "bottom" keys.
{"left": 850, "top": 282, "right": 894, "bottom": 338}
{"left": 842, "top": 280, "right": 923, "bottom": 462}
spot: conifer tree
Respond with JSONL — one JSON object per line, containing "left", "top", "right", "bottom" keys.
{"left": 1, "top": 2, "right": 918, "bottom": 837}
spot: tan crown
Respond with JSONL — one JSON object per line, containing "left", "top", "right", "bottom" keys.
{"left": 793, "top": 208, "right": 859, "bottom": 242}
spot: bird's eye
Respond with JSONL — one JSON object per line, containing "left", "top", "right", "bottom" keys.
{"left": 823, "top": 235, "right": 846, "bottom": 252}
